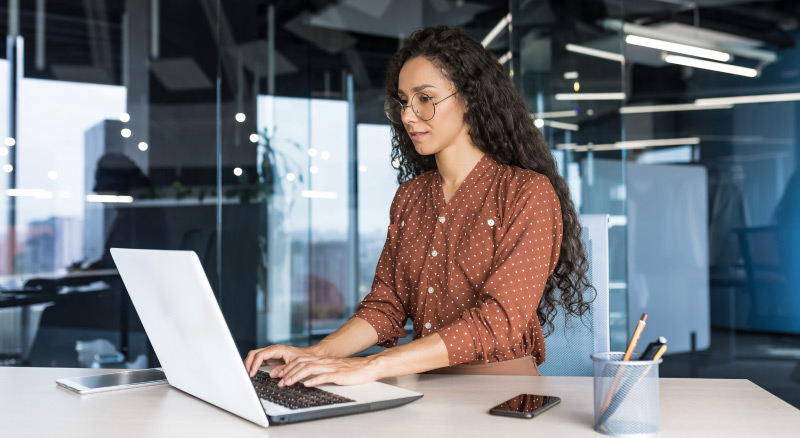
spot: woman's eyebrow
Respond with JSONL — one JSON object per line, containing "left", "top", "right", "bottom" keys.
{"left": 397, "top": 84, "right": 436, "bottom": 95}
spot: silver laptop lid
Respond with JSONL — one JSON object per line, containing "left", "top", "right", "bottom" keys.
{"left": 110, "top": 248, "right": 269, "bottom": 428}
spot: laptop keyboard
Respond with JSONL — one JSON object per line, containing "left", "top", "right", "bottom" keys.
{"left": 251, "top": 371, "right": 355, "bottom": 410}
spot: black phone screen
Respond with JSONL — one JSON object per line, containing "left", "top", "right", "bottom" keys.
{"left": 489, "top": 394, "right": 561, "bottom": 418}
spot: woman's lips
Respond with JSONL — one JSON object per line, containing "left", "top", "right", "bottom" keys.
{"left": 409, "top": 131, "right": 427, "bottom": 141}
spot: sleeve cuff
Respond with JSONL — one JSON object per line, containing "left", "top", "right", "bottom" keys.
{"left": 437, "top": 320, "right": 480, "bottom": 366}
{"left": 353, "top": 308, "right": 404, "bottom": 348}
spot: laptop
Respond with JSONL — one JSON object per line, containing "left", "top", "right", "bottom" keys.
{"left": 110, "top": 248, "right": 422, "bottom": 427}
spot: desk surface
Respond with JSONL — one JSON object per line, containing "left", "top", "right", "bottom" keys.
{"left": 2, "top": 367, "right": 799, "bottom": 437}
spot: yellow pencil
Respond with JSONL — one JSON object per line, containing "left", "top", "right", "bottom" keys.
{"left": 623, "top": 313, "right": 648, "bottom": 361}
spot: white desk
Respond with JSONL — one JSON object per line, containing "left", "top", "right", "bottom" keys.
{"left": 2, "top": 367, "right": 799, "bottom": 437}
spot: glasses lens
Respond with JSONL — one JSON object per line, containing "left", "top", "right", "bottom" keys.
{"left": 384, "top": 99, "right": 402, "bottom": 124}
{"left": 412, "top": 93, "right": 435, "bottom": 121}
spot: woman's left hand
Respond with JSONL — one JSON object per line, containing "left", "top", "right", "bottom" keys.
{"left": 273, "top": 355, "right": 381, "bottom": 387}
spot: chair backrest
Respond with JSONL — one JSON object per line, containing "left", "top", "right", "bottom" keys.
{"left": 538, "top": 214, "right": 610, "bottom": 376}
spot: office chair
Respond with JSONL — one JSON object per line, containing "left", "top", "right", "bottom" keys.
{"left": 538, "top": 214, "right": 610, "bottom": 376}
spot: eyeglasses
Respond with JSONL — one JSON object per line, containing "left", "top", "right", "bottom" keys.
{"left": 384, "top": 91, "right": 458, "bottom": 124}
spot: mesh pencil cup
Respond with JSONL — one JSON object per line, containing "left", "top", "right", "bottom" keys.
{"left": 591, "top": 352, "right": 662, "bottom": 437}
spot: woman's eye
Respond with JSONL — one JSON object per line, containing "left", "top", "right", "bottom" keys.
{"left": 398, "top": 99, "right": 408, "bottom": 106}
{"left": 417, "top": 95, "right": 433, "bottom": 103}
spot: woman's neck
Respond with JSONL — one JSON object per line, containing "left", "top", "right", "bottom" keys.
{"left": 435, "top": 143, "right": 485, "bottom": 190}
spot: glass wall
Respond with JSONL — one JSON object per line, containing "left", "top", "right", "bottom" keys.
{"left": 0, "top": 0, "right": 798, "bottom": 410}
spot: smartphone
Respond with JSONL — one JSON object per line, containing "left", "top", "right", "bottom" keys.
{"left": 56, "top": 368, "right": 167, "bottom": 394}
{"left": 489, "top": 394, "right": 561, "bottom": 418}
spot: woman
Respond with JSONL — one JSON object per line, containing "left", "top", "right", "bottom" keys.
{"left": 245, "top": 25, "right": 592, "bottom": 386}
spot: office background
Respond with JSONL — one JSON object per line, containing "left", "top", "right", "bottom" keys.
{"left": 0, "top": 0, "right": 797, "bottom": 409}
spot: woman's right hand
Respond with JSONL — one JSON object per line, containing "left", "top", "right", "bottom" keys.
{"left": 244, "top": 344, "right": 323, "bottom": 378}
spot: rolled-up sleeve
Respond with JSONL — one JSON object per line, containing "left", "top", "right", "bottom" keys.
{"left": 353, "top": 185, "right": 409, "bottom": 347}
{"left": 436, "top": 178, "right": 562, "bottom": 365}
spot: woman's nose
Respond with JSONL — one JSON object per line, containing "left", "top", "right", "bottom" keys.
{"left": 401, "top": 103, "right": 419, "bottom": 124}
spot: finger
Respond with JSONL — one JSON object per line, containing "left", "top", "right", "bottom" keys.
{"left": 244, "top": 348, "right": 263, "bottom": 372}
{"left": 249, "top": 348, "right": 285, "bottom": 376}
{"left": 269, "top": 364, "right": 286, "bottom": 378}
{"left": 278, "top": 355, "right": 319, "bottom": 378}
{"left": 303, "top": 373, "right": 334, "bottom": 387}
{"left": 278, "top": 359, "right": 313, "bottom": 384}
{"left": 246, "top": 348, "right": 267, "bottom": 376}
{"left": 282, "top": 363, "right": 333, "bottom": 386}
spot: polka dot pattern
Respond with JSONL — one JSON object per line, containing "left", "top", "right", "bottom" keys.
{"left": 353, "top": 155, "right": 562, "bottom": 367}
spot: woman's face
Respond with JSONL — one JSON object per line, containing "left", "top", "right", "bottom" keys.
{"left": 397, "top": 56, "right": 469, "bottom": 156}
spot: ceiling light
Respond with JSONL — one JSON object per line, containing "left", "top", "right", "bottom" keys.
{"left": 532, "top": 110, "right": 578, "bottom": 119}
{"left": 664, "top": 54, "right": 757, "bottom": 78}
{"left": 563, "top": 71, "right": 579, "bottom": 80}
{"left": 482, "top": 13, "right": 512, "bottom": 48}
{"left": 497, "top": 51, "right": 512, "bottom": 65}
{"left": 626, "top": 34, "right": 730, "bottom": 62}
{"left": 619, "top": 103, "right": 733, "bottom": 114}
{"left": 557, "top": 137, "right": 700, "bottom": 151}
{"left": 235, "top": 113, "right": 246, "bottom": 122}
{"left": 5, "top": 137, "right": 15, "bottom": 146}
{"left": 301, "top": 190, "right": 336, "bottom": 199}
{"left": 541, "top": 120, "right": 579, "bottom": 131}
{"left": 138, "top": 142, "right": 148, "bottom": 151}
{"left": 7, "top": 188, "right": 53, "bottom": 198}
{"left": 565, "top": 44, "right": 624, "bottom": 63}
{"left": 695, "top": 92, "right": 800, "bottom": 106}
{"left": 555, "top": 92, "right": 626, "bottom": 101}
{"left": 86, "top": 194, "right": 134, "bottom": 203}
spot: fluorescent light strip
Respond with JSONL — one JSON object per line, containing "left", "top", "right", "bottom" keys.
{"left": 619, "top": 103, "right": 733, "bottom": 114}
{"left": 497, "top": 51, "right": 512, "bottom": 65}
{"left": 6, "top": 188, "right": 53, "bottom": 199}
{"left": 482, "top": 13, "right": 512, "bottom": 48}
{"left": 555, "top": 92, "right": 626, "bottom": 101}
{"left": 86, "top": 194, "right": 134, "bottom": 203}
{"left": 301, "top": 190, "right": 337, "bottom": 199}
{"left": 565, "top": 44, "right": 624, "bottom": 63}
{"left": 531, "top": 110, "right": 578, "bottom": 119}
{"left": 563, "top": 71, "right": 579, "bottom": 80}
{"left": 625, "top": 34, "right": 730, "bottom": 62}
{"left": 541, "top": 120, "right": 579, "bottom": 131}
{"left": 557, "top": 137, "right": 700, "bottom": 151}
{"left": 664, "top": 54, "right": 757, "bottom": 78}
{"left": 695, "top": 92, "right": 800, "bottom": 106}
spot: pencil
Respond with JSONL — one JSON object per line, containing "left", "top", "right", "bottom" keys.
{"left": 623, "top": 313, "right": 648, "bottom": 361}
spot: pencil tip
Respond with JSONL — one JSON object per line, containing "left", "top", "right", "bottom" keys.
{"left": 641, "top": 313, "right": 648, "bottom": 323}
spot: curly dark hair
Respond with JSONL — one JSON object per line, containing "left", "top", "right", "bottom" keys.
{"left": 384, "top": 25, "right": 594, "bottom": 336}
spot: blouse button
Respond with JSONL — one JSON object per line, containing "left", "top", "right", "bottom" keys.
{"left": 427, "top": 286, "right": 434, "bottom": 294}
{"left": 439, "top": 216, "right": 445, "bottom": 223}
{"left": 431, "top": 250, "right": 438, "bottom": 257}
{"left": 400, "top": 221, "right": 405, "bottom": 227}
{"left": 487, "top": 219, "right": 495, "bottom": 226}
{"left": 424, "top": 322, "right": 432, "bottom": 329}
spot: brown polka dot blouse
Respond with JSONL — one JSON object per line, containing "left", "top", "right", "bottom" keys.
{"left": 354, "top": 154, "right": 563, "bottom": 367}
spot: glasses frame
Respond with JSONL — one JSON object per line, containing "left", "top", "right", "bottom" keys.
{"left": 384, "top": 91, "right": 459, "bottom": 124}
